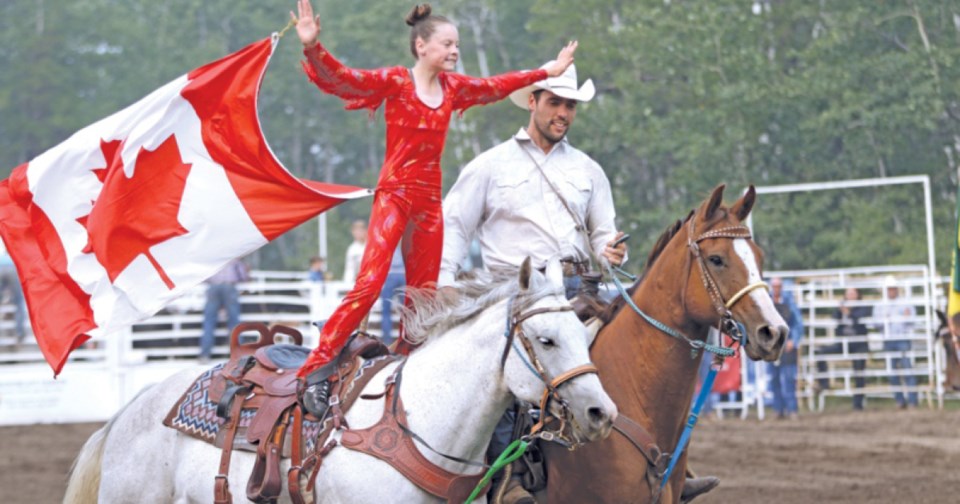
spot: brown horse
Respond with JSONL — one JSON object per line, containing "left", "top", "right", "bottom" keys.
{"left": 934, "top": 310, "right": 960, "bottom": 391}
{"left": 539, "top": 185, "right": 788, "bottom": 503}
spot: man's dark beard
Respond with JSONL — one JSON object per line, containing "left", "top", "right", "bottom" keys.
{"left": 535, "top": 118, "right": 566, "bottom": 145}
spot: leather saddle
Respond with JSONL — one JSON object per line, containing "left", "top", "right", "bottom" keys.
{"left": 165, "top": 322, "right": 392, "bottom": 504}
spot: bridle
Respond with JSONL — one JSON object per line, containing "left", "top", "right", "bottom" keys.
{"left": 608, "top": 215, "right": 768, "bottom": 358}
{"left": 500, "top": 294, "right": 599, "bottom": 446}
{"left": 381, "top": 289, "right": 599, "bottom": 473}
{"left": 684, "top": 216, "right": 768, "bottom": 345}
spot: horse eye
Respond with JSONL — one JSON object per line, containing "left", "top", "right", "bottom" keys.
{"left": 708, "top": 255, "right": 724, "bottom": 267}
{"left": 537, "top": 337, "right": 555, "bottom": 347}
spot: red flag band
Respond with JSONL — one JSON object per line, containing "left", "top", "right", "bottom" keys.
{"left": 0, "top": 36, "right": 371, "bottom": 376}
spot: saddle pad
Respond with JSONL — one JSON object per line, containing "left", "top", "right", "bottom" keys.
{"left": 164, "top": 356, "right": 395, "bottom": 456}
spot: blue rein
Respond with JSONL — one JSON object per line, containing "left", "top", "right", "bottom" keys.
{"left": 605, "top": 263, "right": 735, "bottom": 359}
{"left": 603, "top": 263, "right": 736, "bottom": 490}
{"left": 661, "top": 363, "right": 718, "bottom": 489}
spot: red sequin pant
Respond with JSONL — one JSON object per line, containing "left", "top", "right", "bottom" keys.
{"left": 298, "top": 188, "right": 442, "bottom": 377}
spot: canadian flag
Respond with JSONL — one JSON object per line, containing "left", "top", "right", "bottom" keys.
{"left": 0, "top": 36, "right": 371, "bottom": 376}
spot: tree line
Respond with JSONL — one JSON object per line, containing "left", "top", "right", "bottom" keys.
{"left": 2, "top": 0, "right": 958, "bottom": 276}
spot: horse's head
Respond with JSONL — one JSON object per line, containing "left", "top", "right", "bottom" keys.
{"left": 502, "top": 258, "right": 616, "bottom": 443}
{"left": 935, "top": 309, "right": 960, "bottom": 391}
{"left": 681, "top": 184, "right": 787, "bottom": 361}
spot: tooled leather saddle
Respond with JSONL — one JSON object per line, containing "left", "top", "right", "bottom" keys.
{"left": 165, "top": 321, "right": 497, "bottom": 504}
{"left": 163, "top": 322, "right": 393, "bottom": 504}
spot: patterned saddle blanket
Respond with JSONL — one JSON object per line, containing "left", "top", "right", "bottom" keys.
{"left": 164, "top": 353, "right": 396, "bottom": 456}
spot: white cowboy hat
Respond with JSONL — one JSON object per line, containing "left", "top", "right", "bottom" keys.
{"left": 509, "top": 61, "right": 596, "bottom": 109}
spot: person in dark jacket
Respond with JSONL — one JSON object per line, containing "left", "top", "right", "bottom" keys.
{"left": 820, "top": 287, "right": 872, "bottom": 410}
{"left": 767, "top": 277, "right": 804, "bottom": 419}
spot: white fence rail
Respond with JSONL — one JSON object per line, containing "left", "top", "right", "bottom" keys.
{"left": 0, "top": 273, "right": 398, "bottom": 425}
{"left": 710, "top": 265, "right": 949, "bottom": 419}
{"left": 1, "top": 267, "right": 954, "bottom": 425}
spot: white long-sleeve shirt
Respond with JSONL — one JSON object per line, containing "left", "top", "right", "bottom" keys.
{"left": 439, "top": 128, "right": 620, "bottom": 286}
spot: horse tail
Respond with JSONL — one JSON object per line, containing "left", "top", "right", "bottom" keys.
{"left": 62, "top": 385, "right": 154, "bottom": 504}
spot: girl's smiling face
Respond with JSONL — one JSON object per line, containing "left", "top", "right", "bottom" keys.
{"left": 416, "top": 23, "right": 459, "bottom": 72}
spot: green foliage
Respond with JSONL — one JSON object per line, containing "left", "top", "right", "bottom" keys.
{"left": 526, "top": 0, "right": 960, "bottom": 272}
{"left": 2, "top": 0, "right": 959, "bottom": 276}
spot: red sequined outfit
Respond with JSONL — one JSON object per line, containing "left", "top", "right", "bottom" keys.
{"left": 298, "top": 42, "right": 547, "bottom": 376}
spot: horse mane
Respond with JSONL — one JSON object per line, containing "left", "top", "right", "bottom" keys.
{"left": 598, "top": 210, "right": 693, "bottom": 324}
{"left": 644, "top": 212, "right": 691, "bottom": 272}
{"left": 399, "top": 268, "right": 564, "bottom": 345}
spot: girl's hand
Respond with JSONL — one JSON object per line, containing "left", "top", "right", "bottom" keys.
{"left": 546, "top": 41, "right": 578, "bottom": 77}
{"left": 290, "top": 0, "right": 321, "bottom": 47}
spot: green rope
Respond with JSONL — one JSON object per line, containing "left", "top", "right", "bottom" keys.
{"left": 464, "top": 439, "right": 529, "bottom": 503}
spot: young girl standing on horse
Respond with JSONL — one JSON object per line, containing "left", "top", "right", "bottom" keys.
{"left": 291, "top": 0, "right": 578, "bottom": 411}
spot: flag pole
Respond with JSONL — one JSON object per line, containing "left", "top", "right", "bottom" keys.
{"left": 277, "top": 18, "right": 297, "bottom": 39}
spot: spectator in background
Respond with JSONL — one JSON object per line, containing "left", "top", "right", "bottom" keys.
{"left": 818, "top": 287, "right": 871, "bottom": 410}
{"left": 199, "top": 258, "right": 249, "bottom": 363}
{"left": 342, "top": 219, "right": 367, "bottom": 283}
{"left": 875, "top": 276, "right": 918, "bottom": 409}
{"left": 379, "top": 247, "right": 405, "bottom": 346}
{"left": 767, "top": 277, "right": 804, "bottom": 420}
{"left": 0, "top": 250, "right": 26, "bottom": 343}
{"left": 308, "top": 255, "right": 327, "bottom": 283}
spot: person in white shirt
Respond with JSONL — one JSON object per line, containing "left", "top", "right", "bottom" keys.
{"left": 439, "top": 63, "right": 717, "bottom": 504}
{"left": 440, "top": 62, "right": 625, "bottom": 300}
{"left": 875, "top": 276, "right": 919, "bottom": 408}
{"left": 342, "top": 219, "right": 367, "bottom": 283}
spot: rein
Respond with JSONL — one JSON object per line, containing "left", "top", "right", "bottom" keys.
{"left": 606, "top": 267, "right": 735, "bottom": 359}
{"left": 387, "top": 360, "right": 490, "bottom": 469}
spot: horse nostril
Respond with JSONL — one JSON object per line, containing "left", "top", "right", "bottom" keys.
{"left": 756, "top": 325, "right": 788, "bottom": 348}
{"left": 588, "top": 406, "right": 610, "bottom": 426}
{"left": 757, "top": 325, "right": 772, "bottom": 343}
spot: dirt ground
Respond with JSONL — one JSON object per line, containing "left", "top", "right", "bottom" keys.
{"left": 0, "top": 421, "right": 102, "bottom": 504}
{"left": 687, "top": 407, "right": 960, "bottom": 503}
{"left": 1, "top": 408, "right": 957, "bottom": 503}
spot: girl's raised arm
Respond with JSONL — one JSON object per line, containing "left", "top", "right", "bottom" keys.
{"left": 450, "top": 41, "right": 579, "bottom": 111}
{"left": 293, "top": 0, "right": 400, "bottom": 106}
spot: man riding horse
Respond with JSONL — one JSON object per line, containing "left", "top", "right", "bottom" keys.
{"left": 439, "top": 64, "right": 718, "bottom": 503}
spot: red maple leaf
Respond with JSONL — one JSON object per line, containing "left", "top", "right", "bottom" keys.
{"left": 92, "top": 139, "right": 123, "bottom": 183}
{"left": 77, "top": 134, "right": 192, "bottom": 289}
{"left": 76, "top": 138, "right": 124, "bottom": 226}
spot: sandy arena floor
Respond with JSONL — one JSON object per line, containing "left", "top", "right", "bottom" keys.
{"left": 2, "top": 407, "right": 957, "bottom": 503}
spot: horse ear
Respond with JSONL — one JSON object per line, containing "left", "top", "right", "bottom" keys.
{"left": 519, "top": 257, "right": 532, "bottom": 291}
{"left": 730, "top": 185, "right": 756, "bottom": 222}
{"left": 936, "top": 309, "right": 948, "bottom": 328}
{"left": 701, "top": 184, "right": 725, "bottom": 220}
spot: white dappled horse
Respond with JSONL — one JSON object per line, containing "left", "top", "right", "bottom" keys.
{"left": 64, "top": 258, "right": 616, "bottom": 503}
